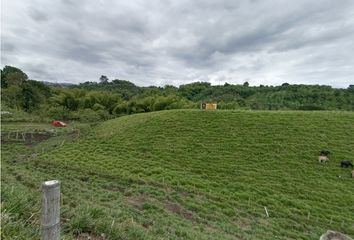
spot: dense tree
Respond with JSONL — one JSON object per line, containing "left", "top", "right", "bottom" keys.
{"left": 1, "top": 65, "right": 28, "bottom": 88}
{"left": 1, "top": 66, "right": 51, "bottom": 111}
{"left": 99, "top": 75, "right": 109, "bottom": 84}
{"left": 179, "top": 82, "right": 211, "bottom": 100}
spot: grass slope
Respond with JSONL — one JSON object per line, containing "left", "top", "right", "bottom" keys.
{"left": 2, "top": 110, "right": 354, "bottom": 239}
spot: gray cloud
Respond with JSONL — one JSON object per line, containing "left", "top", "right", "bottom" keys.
{"left": 1, "top": 0, "right": 354, "bottom": 87}
{"left": 29, "top": 8, "right": 50, "bottom": 22}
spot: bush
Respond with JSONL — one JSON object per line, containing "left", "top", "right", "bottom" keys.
{"left": 72, "top": 109, "right": 102, "bottom": 122}
{"left": 92, "top": 103, "right": 105, "bottom": 111}
{"left": 297, "top": 105, "right": 325, "bottom": 110}
{"left": 113, "top": 102, "right": 129, "bottom": 115}
{"left": 1, "top": 107, "right": 49, "bottom": 122}
{"left": 95, "top": 109, "right": 111, "bottom": 121}
{"left": 217, "top": 101, "right": 238, "bottom": 110}
{"left": 46, "top": 105, "right": 73, "bottom": 120}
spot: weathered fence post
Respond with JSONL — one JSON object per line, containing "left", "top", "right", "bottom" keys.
{"left": 41, "top": 180, "right": 60, "bottom": 240}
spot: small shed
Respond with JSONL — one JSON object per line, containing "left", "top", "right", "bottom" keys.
{"left": 201, "top": 102, "right": 217, "bottom": 110}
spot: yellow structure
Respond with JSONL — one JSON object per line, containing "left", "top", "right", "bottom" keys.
{"left": 201, "top": 102, "right": 217, "bottom": 110}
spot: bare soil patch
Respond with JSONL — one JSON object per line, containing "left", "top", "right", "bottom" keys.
{"left": 164, "top": 202, "right": 194, "bottom": 220}
{"left": 126, "top": 195, "right": 148, "bottom": 210}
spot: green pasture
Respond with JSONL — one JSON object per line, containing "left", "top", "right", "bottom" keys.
{"left": 1, "top": 110, "right": 354, "bottom": 239}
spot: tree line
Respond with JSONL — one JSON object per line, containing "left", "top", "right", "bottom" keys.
{"left": 1, "top": 65, "right": 354, "bottom": 122}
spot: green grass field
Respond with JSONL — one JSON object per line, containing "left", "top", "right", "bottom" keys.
{"left": 1, "top": 110, "right": 354, "bottom": 239}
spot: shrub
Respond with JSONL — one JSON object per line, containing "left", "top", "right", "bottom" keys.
{"left": 46, "top": 105, "right": 73, "bottom": 120}
{"left": 297, "top": 105, "right": 325, "bottom": 110}
{"left": 72, "top": 109, "right": 102, "bottom": 122}
{"left": 92, "top": 103, "right": 105, "bottom": 111}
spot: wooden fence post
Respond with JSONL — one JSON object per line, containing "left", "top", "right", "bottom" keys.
{"left": 41, "top": 180, "right": 60, "bottom": 240}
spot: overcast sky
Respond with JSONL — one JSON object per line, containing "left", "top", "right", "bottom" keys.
{"left": 1, "top": 0, "right": 354, "bottom": 87}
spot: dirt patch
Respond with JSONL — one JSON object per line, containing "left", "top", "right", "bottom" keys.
{"left": 164, "top": 202, "right": 194, "bottom": 220}
{"left": 257, "top": 218, "right": 270, "bottom": 227}
{"left": 26, "top": 133, "right": 52, "bottom": 144}
{"left": 320, "top": 230, "right": 353, "bottom": 240}
{"left": 102, "top": 183, "right": 126, "bottom": 192}
{"left": 233, "top": 218, "right": 252, "bottom": 231}
{"left": 126, "top": 195, "right": 147, "bottom": 209}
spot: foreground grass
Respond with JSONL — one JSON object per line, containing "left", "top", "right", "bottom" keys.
{"left": 1, "top": 110, "right": 354, "bottom": 239}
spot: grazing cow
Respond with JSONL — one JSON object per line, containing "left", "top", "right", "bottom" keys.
{"left": 320, "top": 150, "right": 331, "bottom": 156}
{"left": 340, "top": 160, "right": 353, "bottom": 168}
{"left": 318, "top": 155, "right": 329, "bottom": 163}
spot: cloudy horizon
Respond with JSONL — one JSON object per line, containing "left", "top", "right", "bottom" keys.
{"left": 1, "top": 0, "right": 354, "bottom": 88}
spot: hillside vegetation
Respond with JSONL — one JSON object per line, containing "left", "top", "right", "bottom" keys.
{"left": 1, "top": 66, "right": 354, "bottom": 124}
{"left": 1, "top": 110, "right": 354, "bottom": 239}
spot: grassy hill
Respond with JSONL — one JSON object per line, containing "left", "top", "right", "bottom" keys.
{"left": 1, "top": 110, "right": 354, "bottom": 239}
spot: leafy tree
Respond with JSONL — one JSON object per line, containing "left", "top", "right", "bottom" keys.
{"left": 21, "top": 80, "right": 52, "bottom": 111}
{"left": 99, "top": 75, "right": 109, "bottom": 84}
{"left": 179, "top": 82, "right": 211, "bottom": 100}
{"left": 1, "top": 65, "right": 28, "bottom": 88}
{"left": 2, "top": 86, "right": 23, "bottom": 109}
